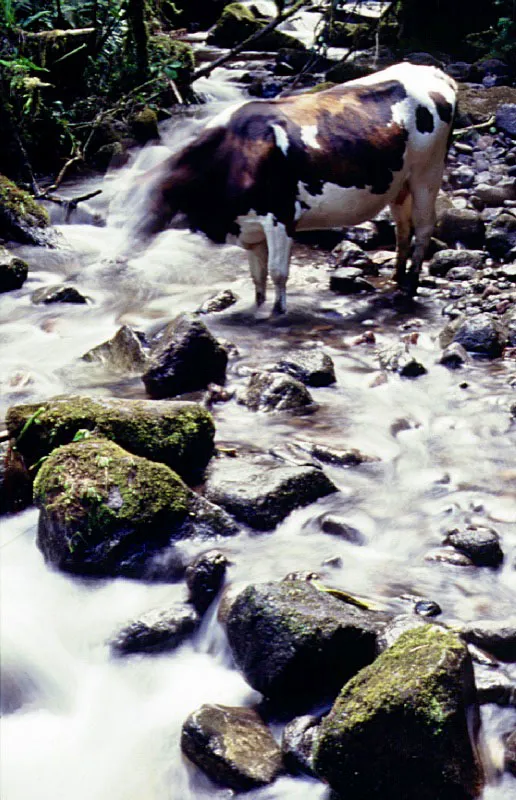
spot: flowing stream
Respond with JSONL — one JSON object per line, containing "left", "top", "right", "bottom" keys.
{"left": 1, "top": 62, "right": 516, "bottom": 800}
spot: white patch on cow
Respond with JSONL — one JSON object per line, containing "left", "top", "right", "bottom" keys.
{"left": 271, "top": 123, "right": 289, "bottom": 156}
{"left": 390, "top": 97, "right": 412, "bottom": 130}
{"left": 295, "top": 179, "right": 405, "bottom": 231}
{"left": 300, "top": 124, "right": 321, "bottom": 150}
{"left": 205, "top": 101, "right": 246, "bottom": 129}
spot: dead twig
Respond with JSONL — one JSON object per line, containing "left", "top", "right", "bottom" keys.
{"left": 453, "top": 116, "right": 496, "bottom": 138}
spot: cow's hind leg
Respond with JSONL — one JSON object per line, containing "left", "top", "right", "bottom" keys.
{"left": 390, "top": 183, "right": 413, "bottom": 290}
{"left": 263, "top": 217, "right": 293, "bottom": 315}
{"left": 245, "top": 240, "right": 269, "bottom": 306}
{"left": 404, "top": 171, "right": 443, "bottom": 296}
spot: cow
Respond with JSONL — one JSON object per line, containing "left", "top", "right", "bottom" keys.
{"left": 138, "top": 63, "right": 457, "bottom": 314}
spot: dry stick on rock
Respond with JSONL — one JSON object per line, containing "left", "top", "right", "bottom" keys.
{"left": 453, "top": 116, "right": 496, "bottom": 139}
{"left": 191, "top": 0, "right": 313, "bottom": 83}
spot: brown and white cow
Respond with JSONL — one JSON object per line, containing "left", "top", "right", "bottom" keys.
{"left": 140, "top": 63, "right": 457, "bottom": 314}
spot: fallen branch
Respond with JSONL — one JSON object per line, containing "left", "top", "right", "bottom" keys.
{"left": 453, "top": 115, "right": 496, "bottom": 138}
{"left": 192, "top": 0, "right": 313, "bottom": 83}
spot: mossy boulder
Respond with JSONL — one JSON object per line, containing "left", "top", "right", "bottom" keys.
{"left": 34, "top": 438, "right": 237, "bottom": 578}
{"left": 0, "top": 246, "right": 28, "bottom": 293}
{"left": 130, "top": 107, "right": 160, "bottom": 144}
{"left": 181, "top": 704, "right": 284, "bottom": 791}
{"left": 6, "top": 396, "right": 215, "bottom": 484}
{"left": 0, "top": 175, "right": 53, "bottom": 246}
{"left": 313, "top": 625, "right": 484, "bottom": 800}
{"left": 225, "top": 580, "right": 390, "bottom": 711}
{"left": 208, "top": 3, "right": 305, "bottom": 51}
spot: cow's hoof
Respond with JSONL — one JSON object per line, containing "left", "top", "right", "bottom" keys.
{"left": 255, "top": 291, "right": 266, "bottom": 307}
{"left": 271, "top": 302, "right": 287, "bottom": 317}
{"left": 397, "top": 276, "right": 418, "bottom": 298}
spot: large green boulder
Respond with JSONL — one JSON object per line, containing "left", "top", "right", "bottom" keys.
{"left": 0, "top": 175, "right": 53, "bottom": 246}
{"left": 207, "top": 3, "right": 305, "bottom": 51}
{"left": 34, "top": 438, "right": 237, "bottom": 578}
{"left": 313, "top": 625, "right": 484, "bottom": 800}
{"left": 6, "top": 395, "right": 214, "bottom": 484}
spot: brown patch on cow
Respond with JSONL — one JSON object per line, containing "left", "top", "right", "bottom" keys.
{"left": 429, "top": 91, "right": 454, "bottom": 124}
{"left": 393, "top": 181, "right": 410, "bottom": 206}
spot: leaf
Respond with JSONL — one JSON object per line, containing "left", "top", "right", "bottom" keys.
{"left": 72, "top": 429, "right": 92, "bottom": 443}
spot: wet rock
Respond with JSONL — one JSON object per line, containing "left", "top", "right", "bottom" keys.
{"left": 378, "top": 344, "right": 427, "bottom": 377}
{"left": 272, "top": 350, "right": 336, "bottom": 387}
{"left": 376, "top": 614, "right": 432, "bottom": 652}
{"left": 181, "top": 704, "right": 283, "bottom": 791}
{"left": 31, "top": 284, "right": 88, "bottom": 304}
{"left": 425, "top": 547, "right": 474, "bottom": 567}
{"left": 307, "top": 443, "right": 376, "bottom": 468}
{"left": 313, "top": 626, "right": 484, "bottom": 800}
{"left": 0, "top": 442, "right": 32, "bottom": 515}
{"left": 440, "top": 313, "right": 508, "bottom": 358}
{"left": 485, "top": 213, "right": 516, "bottom": 259}
{"left": 415, "top": 600, "right": 442, "bottom": 617}
{"left": 197, "top": 289, "right": 238, "bottom": 315}
{"left": 341, "top": 220, "right": 379, "bottom": 250}
{"left": 460, "top": 619, "right": 516, "bottom": 662}
{"left": 473, "top": 661, "right": 516, "bottom": 707}
{"left": 0, "top": 174, "right": 55, "bottom": 246}
{"left": 110, "top": 602, "right": 199, "bottom": 655}
{"left": 238, "top": 371, "right": 315, "bottom": 413}
{"left": 329, "top": 267, "right": 376, "bottom": 294}
{"left": 204, "top": 452, "right": 336, "bottom": 531}
{"left": 435, "top": 209, "right": 485, "bottom": 249}
{"left": 447, "top": 266, "right": 477, "bottom": 282}
{"left": 319, "top": 515, "right": 365, "bottom": 545}
{"left": 331, "top": 240, "right": 377, "bottom": 274}
{"left": 496, "top": 104, "right": 516, "bottom": 138}
{"left": 142, "top": 314, "right": 228, "bottom": 399}
{"left": 0, "top": 247, "right": 28, "bottom": 292}
{"left": 439, "top": 342, "right": 470, "bottom": 369}
{"left": 92, "top": 141, "right": 127, "bottom": 172}
{"left": 474, "top": 181, "right": 516, "bottom": 207}
{"left": 6, "top": 396, "right": 214, "bottom": 484}
{"left": 130, "top": 107, "right": 159, "bottom": 144}
{"left": 82, "top": 325, "right": 149, "bottom": 373}
{"left": 505, "top": 731, "right": 516, "bottom": 775}
{"left": 34, "top": 438, "right": 237, "bottom": 578}
{"left": 471, "top": 59, "right": 513, "bottom": 87}
{"left": 449, "top": 166, "right": 476, "bottom": 190}
{"left": 505, "top": 306, "right": 516, "bottom": 346}
{"left": 281, "top": 714, "right": 319, "bottom": 776}
{"left": 225, "top": 579, "right": 389, "bottom": 710}
{"left": 185, "top": 549, "right": 229, "bottom": 614}
{"left": 443, "top": 526, "right": 504, "bottom": 567}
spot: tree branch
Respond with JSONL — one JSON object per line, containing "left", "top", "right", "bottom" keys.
{"left": 192, "top": 0, "right": 313, "bottom": 83}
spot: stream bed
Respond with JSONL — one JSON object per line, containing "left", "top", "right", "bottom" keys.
{"left": 1, "top": 67, "right": 516, "bottom": 800}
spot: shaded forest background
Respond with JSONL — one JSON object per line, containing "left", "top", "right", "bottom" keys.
{"left": 1, "top": 0, "right": 516, "bottom": 195}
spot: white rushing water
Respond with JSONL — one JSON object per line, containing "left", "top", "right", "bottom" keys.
{"left": 1, "top": 61, "right": 516, "bottom": 800}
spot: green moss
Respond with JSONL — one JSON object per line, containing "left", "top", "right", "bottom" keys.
{"left": 33, "top": 438, "right": 190, "bottom": 545}
{"left": 208, "top": 3, "right": 304, "bottom": 51}
{"left": 0, "top": 175, "right": 49, "bottom": 228}
{"left": 6, "top": 396, "right": 215, "bottom": 482}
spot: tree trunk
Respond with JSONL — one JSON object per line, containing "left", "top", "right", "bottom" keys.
{"left": 126, "top": 0, "right": 149, "bottom": 81}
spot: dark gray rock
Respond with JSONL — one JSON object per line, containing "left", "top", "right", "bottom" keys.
{"left": 460, "top": 619, "right": 516, "bottom": 662}
{"left": 82, "top": 325, "right": 149, "bottom": 373}
{"left": 505, "top": 731, "right": 516, "bottom": 775}
{"left": 435, "top": 209, "right": 485, "bottom": 249}
{"left": 505, "top": 306, "right": 516, "bottom": 346}
{"left": 449, "top": 166, "right": 476, "bottom": 190}
{"left": 447, "top": 266, "right": 477, "bottom": 282}
{"left": 204, "top": 452, "right": 336, "bottom": 531}
{"left": 273, "top": 350, "right": 336, "bottom": 387}
{"left": 281, "top": 714, "right": 319, "bottom": 776}
{"left": 186, "top": 549, "right": 229, "bottom": 614}
{"left": 320, "top": 514, "right": 365, "bottom": 545}
{"left": 439, "top": 342, "right": 470, "bottom": 369}
{"left": 238, "top": 371, "right": 315, "bottom": 413}
{"left": 143, "top": 314, "right": 228, "bottom": 399}
{"left": 376, "top": 614, "right": 432, "bottom": 652}
{"left": 197, "top": 289, "right": 239, "bottom": 315}
{"left": 485, "top": 213, "right": 516, "bottom": 259}
{"left": 225, "top": 579, "right": 389, "bottom": 710}
{"left": 425, "top": 547, "right": 474, "bottom": 567}
{"left": 415, "top": 600, "right": 442, "bottom": 617}
{"left": 331, "top": 240, "right": 377, "bottom": 274}
{"left": 313, "top": 626, "right": 484, "bottom": 800}
{"left": 329, "top": 267, "right": 376, "bottom": 294}
{"left": 473, "top": 661, "right": 516, "bottom": 707}
{"left": 443, "top": 526, "right": 504, "bottom": 567}
{"left": 110, "top": 602, "right": 199, "bottom": 654}
{"left": 496, "top": 104, "right": 516, "bottom": 138}
{"left": 378, "top": 344, "right": 427, "bottom": 377}
{"left": 309, "top": 443, "right": 376, "bottom": 467}
{"left": 31, "top": 284, "right": 88, "bottom": 304}
{"left": 474, "top": 181, "right": 516, "bottom": 207}
{"left": 0, "top": 442, "right": 32, "bottom": 515}
{"left": 181, "top": 704, "right": 283, "bottom": 791}
{"left": 342, "top": 220, "right": 380, "bottom": 249}
{"left": 441, "top": 313, "right": 508, "bottom": 358}
{"left": 0, "top": 249, "right": 28, "bottom": 292}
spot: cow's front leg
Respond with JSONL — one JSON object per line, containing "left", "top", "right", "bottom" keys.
{"left": 263, "top": 217, "right": 293, "bottom": 315}
{"left": 245, "top": 240, "right": 269, "bottom": 306}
